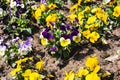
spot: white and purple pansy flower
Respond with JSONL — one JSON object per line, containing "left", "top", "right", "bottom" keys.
{"left": 0, "top": 45, "right": 6, "bottom": 57}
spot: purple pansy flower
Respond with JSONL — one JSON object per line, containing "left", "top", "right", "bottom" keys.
{"left": 42, "top": 31, "right": 54, "bottom": 40}
{"left": 18, "top": 38, "right": 32, "bottom": 55}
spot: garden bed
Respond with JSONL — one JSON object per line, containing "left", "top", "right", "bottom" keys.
{"left": 0, "top": 0, "right": 120, "bottom": 80}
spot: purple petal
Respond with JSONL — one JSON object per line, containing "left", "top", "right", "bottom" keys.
{"left": 75, "top": 18, "right": 79, "bottom": 23}
{"left": 65, "top": 24, "right": 70, "bottom": 30}
{"left": 27, "top": 37, "right": 33, "bottom": 42}
{"left": 49, "top": 22, "right": 55, "bottom": 26}
{"left": 50, "top": 46, "right": 57, "bottom": 51}
{"left": 15, "top": 0, "right": 21, "bottom": 4}
{"left": 61, "top": 34, "right": 69, "bottom": 39}
{"left": 40, "top": 0, "right": 47, "bottom": 5}
{"left": 60, "top": 25, "right": 66, "bottom": 31}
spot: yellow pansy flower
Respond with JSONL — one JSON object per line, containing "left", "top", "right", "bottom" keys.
{"left": 96, "top": 11, "right": 108, "bottom": 25}
{"left": 10, "top": 66, "right": 21, "bottom": 76}
{"left": 78, "top": 11, "right": 84, "bottom": 20}
{"left": 34, "top": 8, "right": 42, "bottom": 20}
{"left": 48, "top": 3, "right": 57, "bottom": 10}
{"left": 113, "top": 5, "right": 120, "bottom": 17}
{"left": 76, "top": 67, "right": 89, "bottom": 77}
{"left": 86, "top": 72, "right": 100, "bottom": 80}
{"left": 93, "top": 65, "right": 101, "bottom": 73}
{"left": 46, "top": 13, "right": 59, "bottom": 27}
{"left": 82, "top": 30, "right": 91, "bottom": 39}
{"left": 22, "top": 69, "right": 32, "bottom": 80}
{"left": 85, "top": 23, "right": 100, "bottom": 31}
{"left": 16, "top": 59, "right": 23, "bottom": 65}
{"left": 73, "top": 33, "right": 81, "bottom": 43}
{"left": 85, "top": 55, "right": 99, "bottom": 71}
{"left": 29, "top": 72, "right": 42, "bottom": 80}
{"left": 64, "top": 71, "right": 75, "bottom": 80}
{"left": 22, "top": 57, "right": 29, "bottom": 62}
{"left": 84, "top": 6, "right": 91, "bottom": 12}
{"left": 41, "top": 38, "right": 48, "bottom": 46}
{"left": 39, "top": 4, "right": 46, "bottom": 12}
{"left": 78, "top": 0, "right": 82, "bottom": 5}
{"left": 60, "top": 37, "right": 71, "bottom": 47}
{"left": 89, "top": 31, "right": 100, "bottom": 43}
{"left": 78, "top": 11, "right": 84, "bottom": 25}
{"left": 67, "top": 13, "right": 77, "bottom": 23}
{"left": 92, "top": 8, "right": 108, "bottom": 24}
{"left": 36, "top": 59, "right": 44, "bottom": 71}
{"left": 70, "top": 4, "right": 78, "bottom": 13}
{"left": 87, "top": 16, "right": 96, "bottom": 24}
{"left": 91, "top": 8, "right": 102, "bottom": 13}
{"left": 79, "top": 19, "right": 83, "bottom": 25}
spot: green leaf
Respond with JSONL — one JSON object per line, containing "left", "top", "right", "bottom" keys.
{"left": 24, "top": 28, "right": 32, "bottom": 34}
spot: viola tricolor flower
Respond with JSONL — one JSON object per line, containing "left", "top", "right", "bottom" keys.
{"left": 40, "top": 28, "right": 54, "bottom": 41}
{"left": 60, "top": 37, "right": 71, "bottom": 47}
{"left": 18, "top": 37, "right": 32, "bottom": 55}
{"left": 0, "top": 45, "right": 6, "bottom": 57}
{"left": 70, "top": 28, "right": 79, "bottom": 40}
{"left": 73, "top": 33, "right": 81, "bottom": 43}
{"left": 42, "top": 31, "right": 54, "bottom": 41}
{"left": 41, "top": 37, "right": 48, "bottom": 46}
{"left": 40, "top": 28, "right": 55, "bottom": 46}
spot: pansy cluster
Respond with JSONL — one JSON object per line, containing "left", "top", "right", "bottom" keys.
{"left": 0, "top": 36, "right": 33, "bottom": 67}
{"left": 40, "top": 23, "right": 81, "bottom": 58}
{"left": 10, "top": 57, "right": 53, "bottom": 80}
{"left": 38, "top": 0, "right": 120, "bottom": 58}
{"left": 64, "top": 55, "right": 111, "bottom": 80}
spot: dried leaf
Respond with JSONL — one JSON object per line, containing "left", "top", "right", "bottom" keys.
{"left": 105, "top": 55, "right": 119, "bottom": 62}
